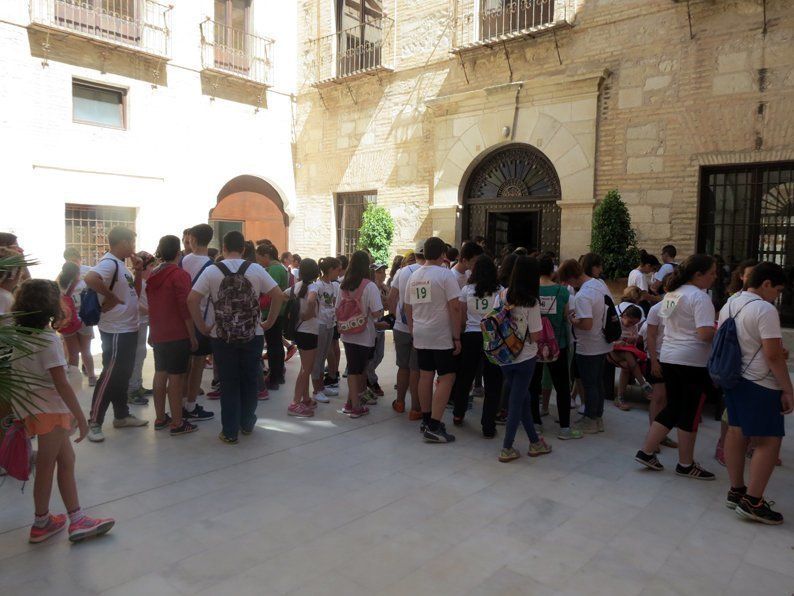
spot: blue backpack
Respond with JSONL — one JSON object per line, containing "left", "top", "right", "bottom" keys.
{"left": 78, "top": 259, "right": 118, "bottom": 326}
{"left": 707, "top": 297, "right": 762, "bottom": 389}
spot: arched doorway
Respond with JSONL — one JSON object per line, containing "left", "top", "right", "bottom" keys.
{"left": 461, "top": 144, "right": 561, "bottom": 257}
{"left": 210, "top": 175, "right": 288, "bottom": 251}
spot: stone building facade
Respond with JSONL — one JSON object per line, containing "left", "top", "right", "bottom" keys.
{"left": 292, "top": 0, "right": 794, "bottom": 267}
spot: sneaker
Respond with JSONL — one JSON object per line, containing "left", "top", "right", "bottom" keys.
{"left": 573, "top": 416, "right": 599, "bottom": 435}
{"left": 88, "top": 424, "right": 105, "bottom": 442}
{"left": 154, "top": 414, "right": 172, "bottom": 431}
{"left": 715, "top": 444, "right": 726, "bottom": 466}
{"left": 285, "top": 344, "right": 298, "bottom": 362}
{"left": 534, "top": 424, "right": 544, "bottom": 435}
{"left": 557, "top": 427, "right": 583, "bottom": 440}
{"left": 360, "top": 389, "right": 378, "bottom": 405}
{"left": 127, "top": 393, "right": 149, "bottom": 406}
{"left": 88, "top": 377, "right": 97, "bottom": 387}
{"left": 635, "top": 450, "right": 664, "bottom": 471}
{"left": 423, "top": 423, "right": 456, "bottom": 443}
{"left": 528, "top": 438, "right": 552, "bottom": 457}
{"left": 498, "top": 447, "right": 520, "bottom": 462}
{"left": 495, "top": 411, "right": 507, "bottom": 425}
{"left": 313, "top": 391, "right": 330, "bottom": 404}
{"left": 257, "top": 388, "right": 270, "bottom": 401}
{"left": 183, "top": 404, "right": 214, "bottom": 422}
{"left": 287, "top": 403, "right": 314, "bottom": 418}
{"left": 142, "top": 387, "right": 153, "bottom": 396}
{"left": 392, "top": 399, "right": 405, "bottom": 413}
{"left": 342, "top": 402, "right": 354, "bottom": 414}
{"left": 614, "top": 397, "right": 631, "bottom": 411}
{"left": 408, "top": 409, "right": 423, "bottom": 421}
{"left": 323, "top": 385, "right": 339, "bottom": 397}
{"left": 267, "top": 379, "right": 280, "bottom": 391}
{"left": 112, "top": 415, "right": 149, "bottom": 428}
{"left": 470, "top": 386, "right": 484, "bottom": 398}
{"left": 726, "top": 486, "right": 747, "bottom": 510}
{"left": 641, "top": 382, "right": 653, "bottom": 394}
{"left": 347, "top": 406, "right": 370, "bottom": 419}
{"left": 675, "top": 462, "right": 715, "bottom": 481}
{"left": 68, "top": 515, "right": 115, "bottom": 543}
{"left": 369, "top": 382, "right": 384, "bottom": 397}
{"left": 218, "top": 432, "right": 238, "bottom": 444}
{"left": 206, "top": 389, "right": 221, "bottom": 400}
{"left": 735, "top": 496, "right": 784, "bottom": 525}
{"left": 323, "top": 374, "right": 339, "bottom": 387}
{"left": 170, "top": 420, "right": 198, "bottom": 436}
{"left": 29, "top": 513, "right": 67, "bottom": 544}
{"left": 211, "top": 378, "right": 220, "bottom": 389}
{"left": 596, "top": 417, "right": 605, "bottom": 433}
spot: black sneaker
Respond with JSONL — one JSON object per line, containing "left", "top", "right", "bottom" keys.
{"left": 183, "top": 404, "right": 214, "bottom": 422}
{"left": 635, "top": 450, "right": 664, "bottom": 471}
{"left": 170, "top": 420, "right": 198, "bottom": 436}
{"left": 323, "top": 374, "right": 337, "bottom": 387}
{"left": 675, "top": 462, "right": 715, "bottom": 481}
{"left": 211, "top": 379, "right": 220, "bottom": 389}
{"left": 735, "top": 496, "right": 784, "bottom": 525}
{"left": 423, "top": 423, "right": 456, "bottom": 443}
{"left": 154, "top": 414, "right": 172, "bottom": 431}
{"left": 726, "top": 486, "right": 747, "bottom": 510}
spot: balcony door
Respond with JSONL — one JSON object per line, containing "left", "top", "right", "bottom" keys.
{"left": 478, "top": 0, "right": 555, "bottom": 41}
{"left": 214, "top": 0, "right": 252, "bottom": 74}
{"left": 335, "top": 0, "right": 383, "bottom": 77}
{"left": 55, "top": 0, "right": 142, "bottom": 43}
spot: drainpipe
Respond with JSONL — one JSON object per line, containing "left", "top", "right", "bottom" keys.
{"left": 510, "top": 82, "right": 523, "bottom": 141}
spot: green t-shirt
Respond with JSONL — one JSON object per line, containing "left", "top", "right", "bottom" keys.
{"left": 539, "top": 284, "right": 570, "bottom": 349}
{"left": 262, "top": 263, "right": 289, "bottom": 318}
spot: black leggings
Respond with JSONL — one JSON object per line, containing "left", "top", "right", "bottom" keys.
{"left": 655, "top": 363, "right": 709, "bottom": 433}
{"left": 529, "top": 346, "right": 571, "bottom": 429}
{"left": 452, "top": 332, "right": 502, "bottom": 433}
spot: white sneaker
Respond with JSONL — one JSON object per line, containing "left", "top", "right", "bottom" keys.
{"left": 313, "top": 391, "right": 330, "bottom": 403}
{"left": 322, "top": 385, "right": 339, "bottom": 397}
{"left": 88, "top": 424, "right": 105, "bottom": 442}
{"left": 112, "top": 415, "right": 149, "bottom": 428}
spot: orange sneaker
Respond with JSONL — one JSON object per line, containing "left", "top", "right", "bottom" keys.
{"left": 408, "top": 410, "right": 423, "bottom": 421}
{"left": 392, "top": 399, "right": 405, "bottom": 413}
{"left": 29, "top": 513, "right": 66, "bottom": 544}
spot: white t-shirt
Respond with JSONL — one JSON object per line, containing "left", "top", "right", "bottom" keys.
{"left": 459, "top": 284, "right": 501, "bottom": 333}
{"left": 291, "top": 267, "right": 300, "bottom": 279}
{"left": 336, "top": 280, "right": 383, "bottom": 347}
{"left": 181, "top": 253, "right": 214, "bottom": 324}
{"left": 453, "top": 267, "right": 470, "bottom": 289}
{"left": 717, "top": 292, "right": 783, "bottom": 390}
{"left": 13, "top": 329, "right": 70, "bottom": 414}
{"left": 640, "top": 301, "right": 665, "bottom": 359}
{"left": 192, "top": 259, "right": 277, "bottom": 338}
{"left": 0, "top": 288, "right": 13, "bottom": 316}
{"left": 292, "top": 281, "right": 320, "bottom": 335}
{"left": 406, "top": 265, "right": 462, "bottom": 350}
{"left": 316, "top": 279, "right": 339, "bottom": 328}
{"left": 572, "top": 278, "right": 613, "bottom": 356}
{"left": 75, "top": 263, "right": 91, "bottom": 294}
{"left": 392, "top": 263, "right": 421, "bottom": 334}
{"left": 659, "top": 284, "right": 715, "bottom": 367}
{"left": 92, "top": 253, "right": 139, "bottom": 334}
{"left": 511, "top": 303, "right": 544, "bottom": 363}
{"left": 628, "top": 268, "right": 651, "bottom": 292}
{"left": 654, "top": 262, "right": 677, "bottom": 283}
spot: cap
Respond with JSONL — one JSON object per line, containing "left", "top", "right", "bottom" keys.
{"left": 402, "top": 249, "right": 415, "bottom": 261}
{"left": 370, "top": 262, "right": 387, "bottom": 271}
{"left": 414, "top": 239, "right": 425, "bottom": 255}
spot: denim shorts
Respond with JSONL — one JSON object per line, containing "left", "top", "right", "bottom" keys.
{"left": 725, "top": 378, "right": 785, "bottom": 437}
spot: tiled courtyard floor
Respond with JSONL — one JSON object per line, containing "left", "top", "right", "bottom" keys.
{"left": 1, "top": 338, "right": 793, "bottom": 595}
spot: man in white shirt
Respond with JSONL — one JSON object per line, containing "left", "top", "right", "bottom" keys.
{"left": 188, "top": 231, "right": 283, "bottom": 443}
{"left": 652, "top": 245, "right": 678, "bottom": 292}
{"left": 84, "top": 227, "right": 148, "bottom": 442}
{"left": 405, "top": 237, "right": 462, "bottom": 443}
{"left": 451, "top": 241, "right": 484, "bottom": 289}
{"left": 719, "top": 262, "right": 794, "bottom": 525}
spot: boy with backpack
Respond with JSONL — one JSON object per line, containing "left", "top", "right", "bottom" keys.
{"left": 188, "top": 231, "right": 284, "bottom": 444}
{"left": 716, "top": 262, "right": 793, "bottom": 524}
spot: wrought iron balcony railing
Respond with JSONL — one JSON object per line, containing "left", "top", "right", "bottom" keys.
{"left": 200, "top": 18, "right": 274, "bottom": 86}
{"left": 305, "top": 16, "right": 394, "bottom": 86}
{"left": 452, "top": 0, "right": 577, "bottom": 51}
{"left": 29, "top": 0, "right": 171, "bottom": 58}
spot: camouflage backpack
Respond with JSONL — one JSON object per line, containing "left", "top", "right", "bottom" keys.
{"left": 213, "top": 262, "right": 260, "bottom": 343}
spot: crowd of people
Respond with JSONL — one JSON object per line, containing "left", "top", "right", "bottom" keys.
{"left": 0, "top": 225, "right": 792, "bottom": 546}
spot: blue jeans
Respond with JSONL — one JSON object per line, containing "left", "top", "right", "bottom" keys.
{"left": 212, "top": 335, "right": 265, "bottom": 439}
{"left": 576, "top": 353, "right": 607, "bottom": 419}
{"left": 501, "top": 358, "right": 538, "bottom": 449}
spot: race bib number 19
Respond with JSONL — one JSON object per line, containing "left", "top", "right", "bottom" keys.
{"left": 412, "top": 281, "right": 432, "bottom": 304}
{"left": 659, "top": 291, "right": 682, "bottom": 319}
{"left": 468, "top": 295, "right": 491, "bottom": 314}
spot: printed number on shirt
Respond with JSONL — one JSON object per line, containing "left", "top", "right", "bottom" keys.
{"left": 468, "top": 295, "right": 491, "bottom": 314}
{"left": 539, "top": 295, "right": 557, "bottom": 315}
{"left": 658, "top": 291, "right": 682, "bottom": 319}
{"left": 412, "top": 281, "right": 432, "bottom": 304}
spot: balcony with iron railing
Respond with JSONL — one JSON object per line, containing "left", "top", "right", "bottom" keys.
{"left": 200, "top": 18, "right": 274, "bottom": 87}
{"left": 29, "top": 0, "right": 171, "bottom": 59}
{"left": 452, "top": 0, "right": 577, "bottom": 52}
{"left": 305, "top": 16, "right": 394, "bottom": 87}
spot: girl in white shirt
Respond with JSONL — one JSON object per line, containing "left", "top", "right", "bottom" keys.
{"left": 635, "top": 255, "right": 717, "bottom": 480}
{"left": 13, "top": 279, "right": 115, "bottom": 544}
{"left": 284, "top": 259, "right": 321, "bottom": 418}
{"left": 312, "top": 257, "right": 342, "bottom": 402}
{"left": 608, "top": 304, "right": 653, "bottom": 411}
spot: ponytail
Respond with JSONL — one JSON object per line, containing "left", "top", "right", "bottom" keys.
{"left": 665, "top": 254, "right": 714, "bottom": 292}
{"left": 297, "top": 258, "right": 320, "bottom": 299}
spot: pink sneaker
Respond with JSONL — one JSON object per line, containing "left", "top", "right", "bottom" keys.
{"left": 29, "top": 513, "right": 67, "bottom": 544}
{"left": 347, "top": 406, "right": 370, "bottom": 419}
{"left": 257, "top": 389, "right": 269, "bottom": 401}
{"left": 287, "top": 403, "right": 314, "bottom": 417}
{"left": 68, "top": 515, "right": 115, "bottom": 543}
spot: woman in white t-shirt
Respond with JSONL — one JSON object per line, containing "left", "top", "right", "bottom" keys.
{"left": 284, "top": 259, "right": 321, "bottom": 418}
{"left": 635, "top": 255, "right": 717, "bottom": 480}
{"left": 335, "top": 251, "right": 383, "bottom": 419}
{"left": 497, "top": 256, "right": 550, "bottom": 463}
{"left": 312, "top": 257, "right": 342, "bottom": 401}
{"left": 640, "top": 300, "right": 676, "bottom": 449}
{"left": 451, "top": 255, "right": 503, "bottom": 437}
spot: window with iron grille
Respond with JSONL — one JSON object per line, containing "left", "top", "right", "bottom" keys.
{"left": 336, "top": 191, "right": 376, "bottom": 256}
{"left": 65, "top": 204, "right": 137, "bottom": 266}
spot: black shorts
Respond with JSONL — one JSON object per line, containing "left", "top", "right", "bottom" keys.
{"left": 343, "top": 342, "right": 374, "bottom": 375}
{"left": 191, "top": 327, "right": 212, "bottom": 357}
{"left": 295, "top": 331, "right": 318, "bottom": 351}
{"left": 417, "top": 348, "right": 456, "bottom": 376}
{"left": 154, "top": 339, "right": 191, "bottom": 375}
{"left": 655, "top": 363, "right": 709, "bottom": 433}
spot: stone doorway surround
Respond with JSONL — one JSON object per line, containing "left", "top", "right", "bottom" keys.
{"left": 426, "top": 70, "right": 607, "bottom": 259}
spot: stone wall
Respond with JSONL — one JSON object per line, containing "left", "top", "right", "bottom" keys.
{"left": 293, "top": 0, "right": 794, "bottom": 260}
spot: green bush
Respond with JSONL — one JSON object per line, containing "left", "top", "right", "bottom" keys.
{"left": 590, "top": 189, "right": 639, "bottom": 279}
{"left": 358, "top": 204, "right": 394, "bottom": 265}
